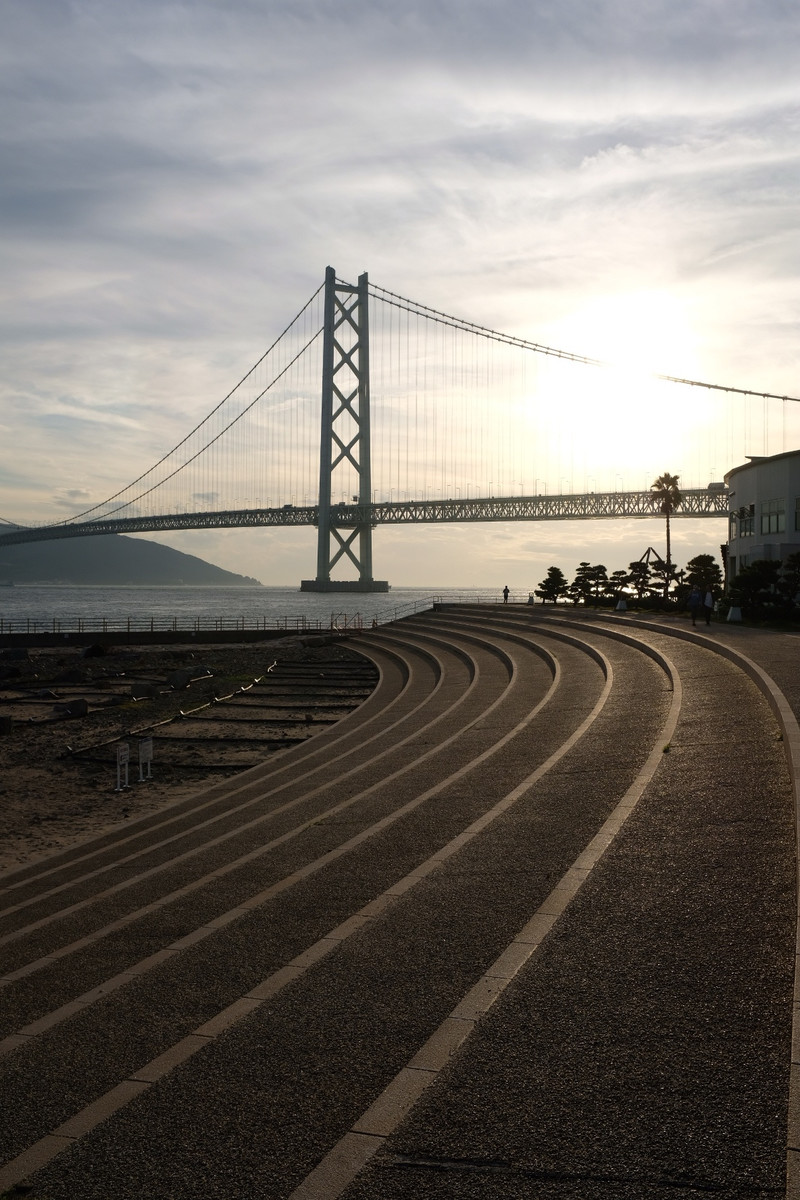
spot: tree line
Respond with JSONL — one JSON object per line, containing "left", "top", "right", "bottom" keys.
{"left": 533, "top": 471, "right": 726, "bottom": 608}
{"left": 533, "top": 553, "right": 723, "bottom": 607}
{"left": 530, "top": 471, "right": 800, "bottom": 620}
{"left": 533, "top": 551, "right": 800, "bottom": 622}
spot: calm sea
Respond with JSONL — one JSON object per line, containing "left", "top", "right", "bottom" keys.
{"left": 0, "top": 584, "right": 506, "bottom": 634}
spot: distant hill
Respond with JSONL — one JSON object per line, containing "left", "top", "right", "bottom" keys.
{"left": 0, "top": 532, "right": 261, "bottom": 586}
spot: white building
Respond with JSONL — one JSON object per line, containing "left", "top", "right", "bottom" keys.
{"left": 725, "top": 448, "right": 800, "bottom": 579}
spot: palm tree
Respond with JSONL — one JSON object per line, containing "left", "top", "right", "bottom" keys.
{"left": 650, "top": 472, "right": 682, "bottom": 597}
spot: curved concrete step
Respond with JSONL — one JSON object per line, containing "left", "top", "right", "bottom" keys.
{"left": 0, "top": 614, "right": 676, "bottom": 1195}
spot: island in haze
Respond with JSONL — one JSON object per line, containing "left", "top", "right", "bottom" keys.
{"left": 0, "top": 532, "right": 261, "bottom": 586}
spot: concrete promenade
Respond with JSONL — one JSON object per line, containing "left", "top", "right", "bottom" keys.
{"left": 0, "top": 607, "right": 798, "bottom": 1199}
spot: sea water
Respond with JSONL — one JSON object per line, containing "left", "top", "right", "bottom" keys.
{"left": 0, "top": 584, "right": 506, "bottom": 633}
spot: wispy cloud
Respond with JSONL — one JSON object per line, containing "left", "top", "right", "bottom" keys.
{"left": 1, "top": 0, "right": 798, "bottom": 581}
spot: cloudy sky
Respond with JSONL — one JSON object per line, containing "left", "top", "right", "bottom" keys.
{"left": 2, "top": 0, "right": 799, "bottom": 587}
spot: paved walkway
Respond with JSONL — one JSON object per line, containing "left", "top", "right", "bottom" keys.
{"left": 0, "top": 610, "right": 797, "bottom": 1199}
{"left": 338, "top": 611, "right": 798, "bottom": 1199}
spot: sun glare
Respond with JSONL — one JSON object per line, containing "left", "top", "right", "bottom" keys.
{"left": 532, "top": 291, "right": 722, "bottom": 490}
{"left": 561, "top": 291, "right": 698, "bottom": 376}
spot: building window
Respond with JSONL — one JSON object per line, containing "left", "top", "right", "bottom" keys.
{"left": 737, "top": 504, "right": 755, "bottom": 537}
{"left": 761, "top": 498, "right": 785, "bottom": 535}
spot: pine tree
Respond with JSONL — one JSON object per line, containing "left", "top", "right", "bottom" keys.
{"left": 570, "top": 562, "right": 607, "bottom": 606}
{"left": 628, "top": 560, "right": 654, "bottom": 600}
{"left": 685, "top": 553, "right": 723, "bottom": 594}
{"left": 535, "top": 565, "right": 569, "bottom": 604}
{"left": 607, "top": 569, "right": 629, "bottom": 599}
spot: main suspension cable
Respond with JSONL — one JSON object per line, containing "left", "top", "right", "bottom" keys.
{"left": 368, "top": 281, "right": 800, "bottom": 404}
{"left": 62, "top": 282, "right": 325, "bottom": 525}
{"left": 88, "top": 326, "right": 325, "bottom": 521}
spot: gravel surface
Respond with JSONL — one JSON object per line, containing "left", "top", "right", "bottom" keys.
{"left": 1, "top": 613, "right": 794, "bottom": 1200}
{"left": 0, "top": 626, "right": 572, "bottom": 1162}
{"left": 344, "top": 626, "right": 795, "bottom": 1200}
{"left": 13, "top": 623, "right": 668, "bottom": 1198}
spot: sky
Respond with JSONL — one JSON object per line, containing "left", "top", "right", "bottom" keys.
{"left": 1, "top": 0, "right": 799, "bottom": 587}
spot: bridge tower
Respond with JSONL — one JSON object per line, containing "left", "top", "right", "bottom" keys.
{"left": 301, "top": 267, "right": 389, "bottom": 592}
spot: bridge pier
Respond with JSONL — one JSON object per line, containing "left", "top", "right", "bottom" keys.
{"left": 300, "top": 578, "right": 389, "bottom": 593}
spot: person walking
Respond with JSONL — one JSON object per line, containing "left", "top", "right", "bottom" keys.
{"left": 687, "top": 585, "right": 702, "bottom": 626}
{"left": 502, "top": 585, "right": 510, "bottom": 604}
{"left": 702, "top": 586, "right": 714, "bottom": 625}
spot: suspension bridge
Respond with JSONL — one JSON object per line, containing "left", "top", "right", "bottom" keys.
{"left": 1, "top": 267, "right": 796, "bottom": 590}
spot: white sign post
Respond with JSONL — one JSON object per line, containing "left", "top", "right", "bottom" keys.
{"left": 138, "top": 737, "right": 153, "bottom": 782}
{"left": 115, "top": 743, "right": 130, "bottom": 792}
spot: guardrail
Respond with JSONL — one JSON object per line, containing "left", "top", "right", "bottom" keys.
{"left": 0, "top": 614, "right": 353, "bottom": 636}
{"left": 0, "top": 597, "right": 455, "bottom": 639}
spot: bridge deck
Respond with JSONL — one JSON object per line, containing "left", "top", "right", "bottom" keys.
{"left": 0, "top": 488, "right": 729, "bottom": 546}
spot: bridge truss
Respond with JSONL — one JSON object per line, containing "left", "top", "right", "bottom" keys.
{"left": 0, "top": 487, "right": 730, "bottom": 548}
